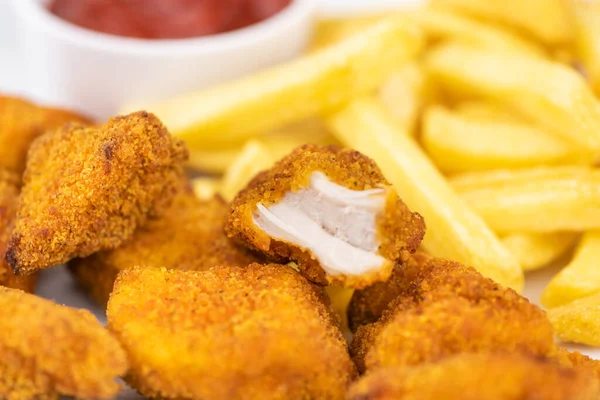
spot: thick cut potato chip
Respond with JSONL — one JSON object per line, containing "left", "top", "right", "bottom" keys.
{"left": 427, "top": 44, "right": 600, "bottom": 151}
{"left": 429, "top": 0, "right": 571, "bottom": 45}
{"left": 410, "top": 8, "right": 544, "bottom": 57}
{"left": 543, "top": 231, "right": 600, "bottom": 308}
{"left": 143, "top": 18, "right": 423, "bottom": 150}
{"left": 548, "top": 292, "right": 600, "bottom": 346}
{"left": 501, "top": 232, "right": 578, "bottom": 272}
{"left": 451, "top": 167, "right": 600, "bottom": 233}
{"left": 422, "top": 105, "right": 592, "bottom": 174}
{"left": 328, "top": 98, "right": 523, "bottom": 291}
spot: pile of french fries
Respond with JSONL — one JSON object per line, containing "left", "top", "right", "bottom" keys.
{"left": 135, "top": 0, "right": 600, "bottom": 347}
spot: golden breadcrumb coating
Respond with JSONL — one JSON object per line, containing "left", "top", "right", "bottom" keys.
{"left": 226, "top": 144, "right": 425, "bottom": 288}
{"left": 557, "top": 348, "right": 600, "bottom": 380}
{"left": 347, "top": 252, "right": 429, "bottom": 331}
{"left": 350, "top": 257, "right": 555, "bottom": 373}
{"left": 0, "top": 170, "right": 36, "bottom": 292}
{"left": 6, "top": 111, "right": 188, "bottom": 275}
{"left": 346, "top": 353, "right": 600, "bottom": 400}
{"left": 69, "top": 189, "right": 260, "bottom": 306}
{"left": 107, "top": 265, "right": 356, "bottom": 400}
{"left": 0, "top": 95, "right": 92, "bottom": 175}
{"left": 0, "top": 287, "right": 128, "bottom": 399}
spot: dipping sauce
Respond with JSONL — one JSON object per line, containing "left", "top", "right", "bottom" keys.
{"left": 48, "top": 0, "right": 293, "bottom": 39}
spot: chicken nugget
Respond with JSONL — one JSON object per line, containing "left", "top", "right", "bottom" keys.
{"left": 225, "top": 144, "right": 425, "bottom": 288}
{"left": 558, "top": 349, "right": 600, "bottom": 381}
{"left": 6, "top": 111, "right": 188, "bottom": 275}
{"left": 350, "top": 258, "right": 555, "bottom": 373}
{"left": 0, "top": 170, "right": 35, "bottom": 292}
{"left": 348, "top": 253, "right": 503, "bottom": 331}
{"left": 347, "top": 252, "right": 429, "bottom": 331}
{"left": 0, "top": 95, "right": 91, "bottom": 175}
{"left": 0, "top": 286, "right": 128, "bottom": 399}
{"left": 346, "top": 352, "right": 600, "bottom": 400}
{"left": 107, "top": 264, "right": 356, "bottom": 400}
{"left": 69, "top": 188, "right": 260, "bottom": 306}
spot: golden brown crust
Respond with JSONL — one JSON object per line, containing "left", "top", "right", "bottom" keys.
{"left": 347, "top": 353, "right": 600, "bottom": 400}
{"left": 107, "top": 264, "right": 356, "bottom": 400}
{"left": 225, "top": 144, "right": 425, "bottom": 287}
{"left": 0, "top": 287, "right": 128, "bottom": 399}
{"left": 0, "top": 95, "right": 92, "bottom": 175}
{"left": 350, "top": 257, "right": 555, "bottom": 373}
{"left": 348, "top": 252, "right": 429, "bottom": 331}
{"left": 6, "top": 111, "right": 188, "bottom": 275}
{"left": 557, "top": 349, "right": 600, "bottom": 380}
{"left": 0, "top": 170, "right": 36, "bottom": 292}
{"left": 69, "top": 191, "right": 260, "bottom": 306}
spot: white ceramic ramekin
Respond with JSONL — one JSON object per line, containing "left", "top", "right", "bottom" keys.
{"left": 11, "top": 0, "right": 315, "bottom": 120}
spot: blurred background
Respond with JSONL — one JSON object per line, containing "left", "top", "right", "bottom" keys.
{"left": 0, "top": 0, "right": 417, "bottom": 98}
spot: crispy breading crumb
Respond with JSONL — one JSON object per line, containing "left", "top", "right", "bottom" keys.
{"left": 0, "top": 169, "right": 36, "bottom": 292}
{"left": 6, "top": 111, "right": 188, "bottom": 275}
{"left": 225, "top": 144, "right": 425, "bottom": 288}
{"left": 0, "top": 287, "right": 128, "bottom": 399}
{"left": 69, "top": 189, "right": 260, "bottom": 306}
{"left": 347, "top": 353, "right": 600, "bottom": 400}
{"left": 107, "top": 264, "right": 356, "bottom": 400}
{"left": 0, "top": 95, "right": 92, "bottom": 175}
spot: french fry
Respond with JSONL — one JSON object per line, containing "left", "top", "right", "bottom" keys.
{"left": 328, "top": 97, "right": 523, "bottom": 291}
{"left": 191, "top": 177, "right": 221, "bottom": 201}
{"left": 542, "top": 231, "right": 600, "bottom": 308}
{"left": 219, "top": 140, "right": 275, "bottom": 202}
{"left": 421, "top": 105, "right": 592, "bottom": 174}
{"left": 429, "top": 0, "right": 571, "bottom": 45}
{"left": 187, "top": 147, "right": 241, "bottom": 174}
{"left": 310, "top": 16, "right": 385, "bottom": 51}
{"left": 410, "top": 8, "right": 544, "bottom": 57}
{"left": 187, "top": 119, "right": 337, "bottom": 174}
{"left": 501, "top": 232, "right": 578, "bottom": 272}
{"left": 426, "top": 44, "right": 600, "bottom": 151}
{"left": 568, "top": 0, "right": 600, "bottom": 95}
{"left": 144, "top": 18, "right": 423, "bottom": 151}
{"left": 378, "top": 62, "right": 434, "bottom": 135}
{"left": 451, "top": 167, "right": 600, "bottom": 233}
{"left": 454, "top": 101, "right": 520, "bottom": 122}
{"left": 547, "top": 292, "right": 600, "bottom": 346}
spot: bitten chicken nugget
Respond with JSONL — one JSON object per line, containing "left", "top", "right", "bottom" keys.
{"left": 107, "top": 265, "right": 356, "bottom": 400}
{"left": 69, "top": 188, "right": 259, "bottom": 306}
{"left": 0, "top": 287, "right": 128, "bottom": 399}
{"left": 0, "top": 95, "right": 91, "bottom": 175}
{"left": 225, "top": 144, "right": 425, "bottom": 288}
{"left": 0, "top": 170, "right": 35, "bottom": 292}
{"left": 346, "top": 353, "right": 600, "bottom": 400}
{"left": 350, "top": 257, "right": 555, "bottom": 373}
{"left": 6, "top": 111, "right": 188, "bottom": 275}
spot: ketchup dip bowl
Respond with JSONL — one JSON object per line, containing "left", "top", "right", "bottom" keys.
{"left": 11, "top": 0, "right": 315, "bottom": 120}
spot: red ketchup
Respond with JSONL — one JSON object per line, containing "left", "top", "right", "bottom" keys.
{"left": 48, "top": 0, "right": 293, "bottom": 39}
